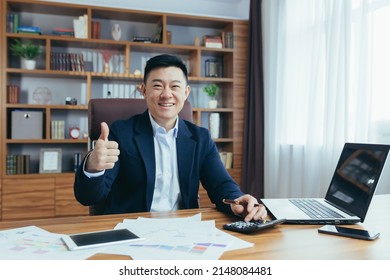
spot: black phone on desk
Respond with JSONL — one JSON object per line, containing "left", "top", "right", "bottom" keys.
{"left": 318, "top": 225, "right": 380, "bottom": 241}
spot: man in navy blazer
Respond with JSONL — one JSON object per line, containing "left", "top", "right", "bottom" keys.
{"left": 74, "top": 54, "right": 266, "bottom": 222}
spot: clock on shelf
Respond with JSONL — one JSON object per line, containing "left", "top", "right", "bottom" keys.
{"left": 69, "top": 127, "right": 80, "bottom": 139}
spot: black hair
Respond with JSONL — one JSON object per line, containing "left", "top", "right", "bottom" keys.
{"left": 143, "top": 54, "right": 188, "bottom": 84}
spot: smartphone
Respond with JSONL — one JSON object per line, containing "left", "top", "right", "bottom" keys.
{"left": 318, "top": 225, "right": 379, "bottom": 241}
{"left": 62, "top": 228, "right": 144, "bottom": 251}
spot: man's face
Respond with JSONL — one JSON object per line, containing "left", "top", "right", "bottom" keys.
{"left": 142, "top": 66, "right": 190, "bottom": 130}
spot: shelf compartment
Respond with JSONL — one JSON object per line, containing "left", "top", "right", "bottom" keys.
{"left": 5, "top": 142, "right": 87, "bottom": 175}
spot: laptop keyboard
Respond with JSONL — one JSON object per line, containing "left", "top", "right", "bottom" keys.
{"left": 289, "top": 199, "right": 344, "bottom": 219}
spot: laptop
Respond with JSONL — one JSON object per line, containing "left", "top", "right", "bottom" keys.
{"left": 261, "top": 143, "right": 390, "bottom": 224}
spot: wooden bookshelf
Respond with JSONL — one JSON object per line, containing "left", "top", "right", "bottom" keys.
{"left": 0, "top": 0, "right": 248, "bottom": 219}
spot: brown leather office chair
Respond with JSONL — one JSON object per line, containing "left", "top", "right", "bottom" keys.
{"left": 87, "top": 98, "right": 193, "bottom": 215}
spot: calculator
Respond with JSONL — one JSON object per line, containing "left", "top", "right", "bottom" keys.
{"left": 223, "top": 218, "right": 286, "bottom": 234}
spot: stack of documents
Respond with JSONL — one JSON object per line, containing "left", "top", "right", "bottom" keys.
{"left": 0, "top": 214, "right": 252, "bottom": 260}
{"left": 104, "top": 213, "right": 253, "bottom": 259}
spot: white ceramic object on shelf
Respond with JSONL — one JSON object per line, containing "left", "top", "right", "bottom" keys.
{"left": 208, "top": 99, "right": 218, "bottom": 108}
{"left": 112, "top": 24, "right": 122, "bottom": 41}
{"left": 21, "top": 58, "right": 36, "bottom": 70}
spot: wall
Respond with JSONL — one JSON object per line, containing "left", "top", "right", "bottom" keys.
{"left": 41, "top": 0, "right": 250, "bottom": 20}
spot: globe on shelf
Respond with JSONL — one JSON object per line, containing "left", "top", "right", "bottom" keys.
{"left": 32, "top": 86, "right": 52, "bottom": 104}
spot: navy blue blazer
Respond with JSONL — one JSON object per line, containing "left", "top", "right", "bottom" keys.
{"left": 74, "top": 110, "right": 244, "bottom": 215}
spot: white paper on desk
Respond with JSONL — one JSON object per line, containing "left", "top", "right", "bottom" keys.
{"left": 0, "top": 226, "right": 49, "bottom": 243}
{"left": 214, "top": 228, "right": 253, "bottom": 251}
{"left": 98, "top": 214, "right": 227, "bottom": 259}
{"left": 100, "top": 213, "right": 252, "bottom": 260}
{"left": 103, "top": 240, "right": 227, "bottom": 260}
{"left": 104, "top": 220, "right": 227, "bottom": 260}
{"left": 116, "top": 220, "right": 219, "bottom": 246}
{"left": 136, "top": 212, "right": 202, "bottom": 222}
{"left": 123, "top": 214, "right": 253, "bottom": 251}
{"left": 0, "top": 230, "right": 100, "bottom": 260}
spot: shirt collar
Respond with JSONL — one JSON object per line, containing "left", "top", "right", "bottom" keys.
{"left": 148, "top": 111, "right": 179, "bottom": 138}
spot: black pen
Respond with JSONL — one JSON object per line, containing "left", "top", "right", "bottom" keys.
{"left": 223, "top": 199, "right": 267, "bottom": 223}
{"left": 222, "top": 199, "right": 262, "bottom": 208}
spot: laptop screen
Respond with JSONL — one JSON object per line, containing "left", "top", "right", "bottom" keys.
{"left": 325, "top": 143, "right": 390, "bottom": 222}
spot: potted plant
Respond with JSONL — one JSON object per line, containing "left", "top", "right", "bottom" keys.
{"left": 203, "top": 83, "right": 219, "bottom": 108}
{"left": 9, "top": 39, "right": 42, "bottom": 70}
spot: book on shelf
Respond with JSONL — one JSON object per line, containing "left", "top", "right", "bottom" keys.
{"left": 17, "top": 26, "right": 42, "bottom": 35}
{"left": 51, "top": 120, "right": 65, "bottom": 140}
{"left": 219, "top": 152, "right": 233, "bottom": 169}
{"left": 6, "top": 154, "right": 30, "bottom": 175}
{"left": 6, "top": 13, "right": 20, "bottom": 33}
{"left": 74, "top": 153, "right": 82, "bottom": 172}
{"left": 204, "top": 41, "right": 223, "bottom": 48}
{"left": 203, "top": 35, "right": 223, "bottom": 48}
{"left": 221, "top": 31, "right": 234, "bottom": 48}
{"left": 133, "top": 36, "right": 152, "bottom": 43}
{"left": 91, "top": 21, "right": 101, "bottom": 39}
{"left": 52, "top": 28, "right": 75, "bottom": 37}
{"left": 73, "top": 14, "right": 88, "bottom": 39}
{"left": 203, "top": 33, "right": 234, "bottom": 48}
{"left": 166, "top": 30, "right": 172, "bottom": 44}
{"left": 6, "top": 85, "right": 20, "bottom": 104}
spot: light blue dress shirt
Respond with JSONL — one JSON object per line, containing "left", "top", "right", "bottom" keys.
{"left": 149, "top": 113, "right": 181, "bottom": 211}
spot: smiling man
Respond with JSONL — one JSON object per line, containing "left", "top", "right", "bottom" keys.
{"left": 74, "top": 54, "right": 266, "bottom": 222}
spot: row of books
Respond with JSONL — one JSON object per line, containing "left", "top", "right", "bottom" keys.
{"left": 222, "top": 32, "right": 234, "bottom": 48}
{"left": 6, "top": 154, "right": 30, "bottom": 175}
{"left": 6, "top": 85, "right": 20, "bottom": 104}
{"left": 6, "top": 13, "right": 19, "bottom": 33}
{"left": 50, "top": 52, "right": 85, "bottom": 72}
{"left": 219, "top": 152, "right": 233, "bottom": 169}
{"left": 51, "top": 120, "right": 65, "bottom": 140}
{"left": 203, "top": 32, "right": 234, "bottom": 49}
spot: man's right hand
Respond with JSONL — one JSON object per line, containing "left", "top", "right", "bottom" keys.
{"left": 86, "top": 122, "right": 120, "bottom": 172}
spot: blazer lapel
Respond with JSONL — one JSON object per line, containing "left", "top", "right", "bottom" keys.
{"left": 176, "top": 119, "right": 196, "bottom": 208}
{"left": 134, "top": 111, "right": 155, "bottom": 211}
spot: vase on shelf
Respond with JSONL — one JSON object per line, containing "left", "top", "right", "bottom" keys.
{"left": 21, "top": 58, "right": 36, "bottom": 70}
{"left": 112, "top": 24, "right": 122, "bottom": 41}
{"left": 208, "top": 99, "right": 218, "bottom": 108}
{"left": 209, "top": 113, "right": 220, "bottom": 139}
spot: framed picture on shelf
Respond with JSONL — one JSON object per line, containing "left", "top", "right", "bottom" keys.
{"left": 39, "top": 148, "right": 62, "bottom": 173}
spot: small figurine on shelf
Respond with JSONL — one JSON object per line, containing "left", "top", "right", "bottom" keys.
{"left": 101, "top": 49, "right": 114, "bottom": 73}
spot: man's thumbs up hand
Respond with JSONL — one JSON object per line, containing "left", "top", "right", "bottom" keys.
{"left": 86, "top": 122, "right": 120, "bottom": 172}
{"left": 98, "top": 122, "right": 110, "bottom": 141}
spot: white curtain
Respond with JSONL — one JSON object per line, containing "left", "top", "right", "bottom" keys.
{"left": 262, "top": 0, "right": 390, "bottom": 198}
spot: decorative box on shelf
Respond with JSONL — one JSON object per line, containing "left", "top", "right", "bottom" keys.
{"left": 11, "top": 110, "right": 43, "bottom": 139}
